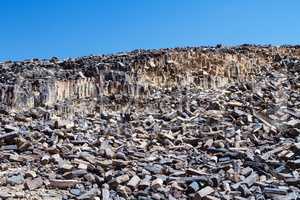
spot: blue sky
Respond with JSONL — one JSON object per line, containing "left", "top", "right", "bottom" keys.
{"left": 0, "top": 0, "right": 299, "bottom": 61}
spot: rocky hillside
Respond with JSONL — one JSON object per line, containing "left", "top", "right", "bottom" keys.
{"left": 0, "top": 45, "right": 300, "bottom": 199}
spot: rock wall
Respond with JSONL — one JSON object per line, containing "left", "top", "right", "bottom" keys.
{"left": 0, "top": 45, "right": 299, "bottom": 112}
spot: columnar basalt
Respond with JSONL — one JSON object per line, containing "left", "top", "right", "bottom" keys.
{"left": 1, "top": 45, "right": 299, "bottom": 113}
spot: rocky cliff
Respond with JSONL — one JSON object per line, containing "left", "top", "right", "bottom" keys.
{"left": 1, "top": 45, "right": 299, "bottom": 113}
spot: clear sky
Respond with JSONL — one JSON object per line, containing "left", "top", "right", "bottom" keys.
{"left": 0, "top": 0, "right": 299, "bottom": 61}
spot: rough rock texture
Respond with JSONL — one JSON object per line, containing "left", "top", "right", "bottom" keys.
{"left": 0, "top": 45, "right": 300, "bottom": 199}
{"left": 2, "top": 45, "right": 299, "bottom": 112}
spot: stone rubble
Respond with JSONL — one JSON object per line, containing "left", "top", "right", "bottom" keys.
{"left": 0, "top": 45, "right": 300, "bottom": 199}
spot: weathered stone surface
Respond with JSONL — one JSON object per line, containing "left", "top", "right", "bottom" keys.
{"left": 127, "top": 175, "right": 140, "bottom": 189}
{"left": 194, "top": 186, "right": 215, "bottom": 199}
{"left": 0, "top": 45, "right": 295, "bottom": 112}
{"left": 49, "top": 179, "right": 80, "bottom": 189}
{"left": 1, "top": 45, "right": 300, "bottom": 199}
{"left": 24, "top": 177, "right": 43, "bottom": 190}
{"left": 6, "top": 174, "right": 24, "bottom": 186}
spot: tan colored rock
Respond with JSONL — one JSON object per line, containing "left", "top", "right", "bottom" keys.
{"left": 151, "top": 178, "right": 163, "bottom": 190}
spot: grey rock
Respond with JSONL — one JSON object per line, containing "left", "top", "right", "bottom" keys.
{"left": 6, "top": 174, "right": 24, "bottom": 186}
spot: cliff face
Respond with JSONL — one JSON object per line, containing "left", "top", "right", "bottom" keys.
{"left": 0, "top": 45, "right": 299, "bottom": 113}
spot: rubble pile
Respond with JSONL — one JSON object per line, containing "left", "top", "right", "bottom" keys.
{"left": 0, "top": 45, "right": 300, "bottom": 199}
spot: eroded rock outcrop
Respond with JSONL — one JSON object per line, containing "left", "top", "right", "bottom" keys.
{"left": 1, "top": 45, "right": 299, "bottom": 113}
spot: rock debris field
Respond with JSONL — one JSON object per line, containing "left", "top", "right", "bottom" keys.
{"left": 0, "top": 45, "right": 300, "bottom": 200}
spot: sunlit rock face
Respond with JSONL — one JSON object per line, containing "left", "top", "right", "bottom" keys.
{"left": 0, "top": 45, "right": 299, "bottom": 113}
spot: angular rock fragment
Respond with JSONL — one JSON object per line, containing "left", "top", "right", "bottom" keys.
{"left": 127, "top": 175, "right": 141, "bottom": 189}
{"left": 151, "top": 178, "right": 163, "bottom": 190}
{"left": 188, "top": 181, "right": 200, "bottom": 193}
{"left": 6, "top": 174, "right": 24, "bottom": 186}
{"left": 24, "top": 177, "right": 43, "bottom": 190}
{"left": 49, "top": 179, "right": 80, "bottom": 189}
{"left": 194, "top": 186, "right": 215, "bottom": 199}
